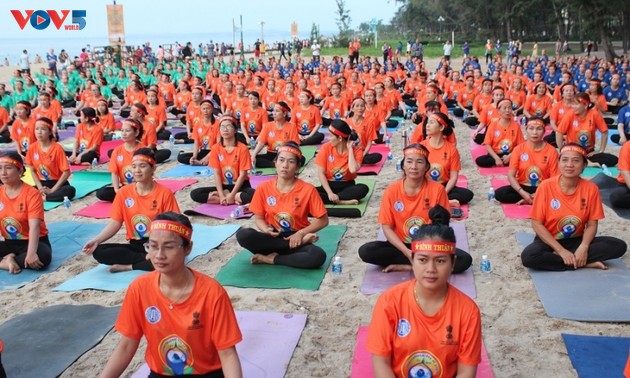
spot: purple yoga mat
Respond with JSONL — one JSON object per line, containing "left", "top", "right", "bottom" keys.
{"left": 131, "top": 311, "right": 307, "bottom": 378}
{"left": 185, "top": 203, "right": 254, "bottom": 220}
{"left": 362, "top": 222, "right": 476, "bottom": 298}
{"left": 57, "top": 129, "right": 75, "bottom": 141}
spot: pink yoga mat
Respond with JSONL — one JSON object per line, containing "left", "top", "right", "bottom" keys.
{"left": 489, "top": 178, "right": 531, "bottom": 219}
{"left": 358, "top": 144, "right": 389, "bottom": 175}
{"left": 99, "top": 140, "right": 124, "bottom": 163}
{"left": 471, "top": 144, "right": 509, "bottom": 176}
{"left": 351, "top": 326, "right": 494, "bottom": 378}
{"left": 131, "top": 311, "right": 307, "bottom": 378}
{"left": 73, "top": 179, "right": 197, "bottom": 219}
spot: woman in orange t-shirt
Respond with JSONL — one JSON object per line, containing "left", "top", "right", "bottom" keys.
{"left": 145, "top": 88, "right": 170, "bottom": 141}
{"left": 99, "top": 213, "right": 243, "bottom": 377}
{"left": 523, "top": 82, "right": 552, "bottom": 122}
{"left": 190, "top": 116, "right": 254, "bottom": 205}
{"left": 521, "top": 144, "right": 626, "bottom": 270}
{"left": 83, "top": 149, "right": 180, "bottom": 272}
{"left": 366, "top": 214, "right": 482, "bottom": 378}
{"left": 315, "top": 119, "right": 369, "bottom": 206}
{"left": 10, "top": 101, "right": 36, "bottom": 158}
{"left": 346, "top": 97, "right": 383, "bottom": 165}
{"left": 132, "top": 103, "right": 171, "bottom": 164}
{"left": 291, "top": 89, "right": 325, "bottom": 146}
{"left": 67, "top": 107, "right": 104, "bottom": 165}
{"left": 475, "top": 99, "right": 525, "bottom": 168}
{"left": 177, "top": 100, "right": 218, "bottom": 165}
{"left": 26, "top": 117, "right": 76, "bottom": 202}
{"left": 251, "top": 102, "right": 301, "bottom": 168}
{"left": 240, "top": 91, "right": 268, "bottom": 145}
{"left": 235, "top": 142, "right": 330, "bottom": 269}
{"left": 0, "top": 152, "right": 51, "bottom": 275}
{"left": 96, "top": 99, "right": 117, "bottom": 140}
{"left": 546, "top": 83, "right": 576, "bottom": 147}
{"left": 495, "top": 117, "right": 559, "bottom": 204}
{"left": 358, "top": 144, "right": 472, "bottom": 273}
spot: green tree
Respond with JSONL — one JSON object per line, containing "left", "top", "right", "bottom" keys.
{"left": 335, "top": 0, "right": 352, "bottom": 47}
{"left": 310, "top": 23, "right": 320, "bottom": 42}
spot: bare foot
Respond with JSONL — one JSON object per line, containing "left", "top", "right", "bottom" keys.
{"left": 584, "top": 261, "right": 608, "bottom": 270}
{"left": 0, "top": 255, "right": 21, "bottom": 274}
{"left": 302, "top": 233, "right": 319, "bottom": 244}
{"left": 449, "top": 199, "right": 461, "bottom": 208}
{"left": 250, "top": 253, "right": 278, "bottom": 265}
{"left": 108, "top": 264, "right": 132, "bottom": 273}
{"left": 383, "top": 264, "right": 412, "bottom": 273}
{"left": 338, "top": 199, "right": 359, "bottom": 205}
{"left": 207, "top": 192, "right": 220, "bottom": 204}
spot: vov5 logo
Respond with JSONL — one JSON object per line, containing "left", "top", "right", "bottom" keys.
{"left": 10, "top": 10, "right": 87, "bottom": 30}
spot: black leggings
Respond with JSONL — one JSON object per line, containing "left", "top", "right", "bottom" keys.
{"left": 363, "top": 153, "right": 383, "bottom": 165}
{"left": 95, "top": 186, "right": 117, "bottom": 202}
{"left": 316, "top": 180, "right": 369, "bottom": 204}
{"left": 0, "top": 353, "right": 5, "bottom": 378}
{"left": 587, "top": 152, "right": 618, "bottom": 167}
{"left": 92, "top": 238, "right": 153, "bottom": 271}
{"left": 447, "top": 185, "right": 474, "bottom": 205}
{"left": 611, "top": 133, "right": 630, "bottom": 145}
{"left": 177, "top": 149, "right": 210, "bottom": 164}
{"left": 39, "top": 180, "right": 77, "bottom": 202}
{"left": 149, "top": 368, "right": 223, "bottom": 378}
{"left": 495, "top": 185, "right": 537, "bottom": 204}
{"left": 475, "top": 153, "right": 507, "bottom": 168}
{"left": 190, "top": 181, "right": 254, "bottom": 204}
{"left": 65, "top": 150, "right": 99, "bottom": 164}
{"left": 358, "top": 240, "right": 472, "bottom": 274}
{"left": 0, "top": 236, "right": 52, "bottom": 270}
{"left": 610, "top": 186, "right": 630, "bottom": 209}
{"left": 236, "top": 228, "right": 326, "bottom": 269}
{"left": 174, "top": 131, "right": 194, "bottom": 144}
{"left": 299, "top": 132, "right": 324, "bottom": 146}
{"left": 0, "top": 130, "right": 10, "bottom": 144}
{"left": 521, "top": 235, "right": 627, "bottom": 271}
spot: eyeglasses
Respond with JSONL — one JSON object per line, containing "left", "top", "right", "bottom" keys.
{"left": 144, "top": 242, "right": 184, "bottom": 253}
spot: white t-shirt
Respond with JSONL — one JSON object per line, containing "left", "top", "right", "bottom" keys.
{"left": 20, "top": 53, "right": 29, "bottom": 70}
{"left": 443, "top": 43, "right": 453, "bottom": 56}
{"left": 312, "top": 43, "right": 321, "bottom": 57}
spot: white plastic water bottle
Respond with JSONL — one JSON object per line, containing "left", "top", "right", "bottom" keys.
{"left": 396, "top": 159, "right": 402, "bottom": 172}
{"left": 480, "top": 255, "right": 492, "bottom": 273}
{"left": 602, "top": 164, "right": 613, "bottom": 176}
{"left": 91, "top": 158, "right": 98, "bottom": 169}
{"left": 249, "top": 137, "right": 256, "bottom": 150}
{"left": 63, "top": 196, "right": 71, "bottom": 209}
{"left": 169, "top": 134, "right": 175, "bottom": 145}
{"left": 230, "top": 205, "right": 244, "bottom": 219}
{"left": 332, "top": 256, "right": 343, "bottom": 277}
{"left": 487, "top": 187, "right": 495, "bottom": 201}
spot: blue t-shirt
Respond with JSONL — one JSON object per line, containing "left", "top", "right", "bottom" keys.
{"left": 617, "top": 105, "right": 630, "bottom": 132}
{"left": 604, "top": 86, "right": 628, "bottom": 102}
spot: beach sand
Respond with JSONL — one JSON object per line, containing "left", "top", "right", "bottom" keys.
{"left": 0, "top": 53, "right": 628, "bottom": 378}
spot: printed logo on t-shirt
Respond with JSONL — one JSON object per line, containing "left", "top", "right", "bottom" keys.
{"left": 267, "top": 196, "right": 276, "bottom": 206}
{"left": 132, "top": 214, "right": 151, "bottom": 239}
{"left": 401, "top": 350, "right": 443, "bottom": 378}
{"left": 428, "top": 164, "right": 443, "bottom": 182}
{"left": 0, "top": 202, "right": 3, "bottom": 211}
{"left": 328, "top": 154, "right": 334, "bottom": 162}
{"left": 2, "top": 217, "right": 23, "bottom": 240}
{"left": 159, "top": 336, "right": 194, "bottom": 375}
{"left": 224, "top": 167, "right": 235, "bottom": 185}
{"left": 117, "top": 155, "right": 123, "bottom": 162}
{"left": 275, "top": 212, "right": 293, "bottom": 232}
{"left": 332, "top": 167, "right": 345, "bottom": 181}
{"left": 520, "top": 153, "right": 529, "bottom": 162}
{"left": 145, "top": 306, "right": 161, "bottom": 324}
{"left": 397, "top": 319, "right": 411, "bottom": 337}
{"left": 187, "top": 311, "right": 203, "bottom": 330}
{"left": 441, "top": 324, "right": 458, "bottom": 345}
{"left": 269, "top": 131, "right": 275, "bottom": 138}
{"left": 123, "top": 167, "right": 134, "bottom": 184}
{"left": 526, "top": 167, "right": 542, "bottom": 187}
{"left": 394, "top": 201, "right": 404, "bottom": 212}
{"left": 404, "top": 217, "right": 426, "bottom": 242}
{"left": 218, "top": 153, "right": 224, "bottom": 162}
{"left": 557, "top": 215, "right": 581, "bottom": 239}
{"left": 40, "top": 166, "right": 51, "bottom": 181}
{"left": 34, "top": 153, "right": 40, "bottom": 161}
{"left": 125, "top": 198, "right": 135, "bottom": 208}
{"left": 550, "top": 198, "right": 561, "bottom": 210}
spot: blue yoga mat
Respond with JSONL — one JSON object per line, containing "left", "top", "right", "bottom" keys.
{"left": 0, "top": 222, "right": 104, "bottom": 290}
{"left": 53, "top": 224, "right": 239, "bottom": 291}
{"left": 159, "top": 164, "right": 213, "bottom": 178}
{"left": 43, "top": 171, "right": 113, "bottom": 211}
{"left": 563, "top": 333, "right": 630, "bottom": 378}
{"left": 516, "top": 232, "right": 630, "bottom": 321}
{"left": 597, "top": 128, "right": 620, "bottom": 146}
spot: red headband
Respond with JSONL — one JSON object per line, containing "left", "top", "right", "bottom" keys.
{"left": 277, "top": 145, "right": 302, "bottom": 159}
{"left": 150, "top": 220, "right": 192, "bottom": 241}
{"left": 132, "top": 154, "right": 156, "bottom": 165}
{"left": 576, "top": 96, "right": 590, "bottom": 106}
{"left": 276, "top": 103, "right": 290, "bottom": 113}
{"left": 403, "top": 147, "right": 429, "bottom": 158}
{"left": 527, "top": 119, "right": 545, "bottom": 128}
{"left": 0, "top": 157, "right": 24, "bottom": 170}
{"left": 560, "top": 145, "right": 587, "bottom": 157}
{"left": 133, "top": 105, "right": 148, "bottom": 115}
{"left": 430, "top": 114, "right": 448, "bottom": 128}
{"left": 411, "top": 241, "right": 456, "bottom": 254}
{"left": 329, "top": 125, "right": 349, "bottom": 138}
{"left": 36, "top": 119, "right": 54, "bottom": 130}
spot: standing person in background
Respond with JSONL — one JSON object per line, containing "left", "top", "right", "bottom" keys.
{"left": 462, "top": 41, "right": 470, "bottom": 58}
{"left": 443, "top": 40, "right": 453, "bottom": 62}
{"left": 46, "top": 49, "right": 58, "bottom": 78}
{"left": 20, "top": 50, "right": 30, "bottom": 75}
{"left": 350, "top": 37, "right": 361, "bottom": 65}
{"left": 485, "top": 39, "right": 493, "bottom": 64}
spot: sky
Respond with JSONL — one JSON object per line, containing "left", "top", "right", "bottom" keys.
{"left": 1, "top": 0, "right": 399, "bottom": 42}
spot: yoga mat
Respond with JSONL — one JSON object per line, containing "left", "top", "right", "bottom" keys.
{"left": 516, "top": 232, "right": 630, "bottom": 321}
{"left": 471, "top": 144, "right": 509, "bottom": 176}
{"left": 41, "top": 170, "right": 116, "bottom": 211}
{"left": 598, "top": 128, "right": 620, "bottom": 145}
{"left": 99, "top": 140, "right": 124, "bottom": 163}
{"left": 350, "top": 326, "right": 494, "bottom": 378}
{"left": 358, "top": 144, "right": 389, "bottom": 175}
{"left": 0, "top": 221, "right": 104, "bottom": 290}
{"left": 582, "top": 166, "right": 619, "bottom": 178}
{"left": 257, "top": 145, "right": 317, "bottom": 175}
{"left": 21, "top": 166, "right": 36, "bottom": 186}
{"left": 365, "top": 222, "right": 476, "bottom": 298}
{"left": 57, "top": 128, "right": 75, "bottom": 141}
{"left": 489, "top": 178, "right": 531, "bottom": 219}
{"left": 326, "top": 178, "right": 375, "bottom": 218}
{"left": 562, "top": 333, "right": 630, "bottom": 378}
{"left": 131, "top": 311, "right": 307, "bottom": 378}
{"left": 53, "top": 224, "right": 239, "bottom": 292}
{"left": 591, "top": 172, "right": 630, "bottom": 219}
{"left": 0, "top": 304, "right": 119, "bottom": 378}
{"left": 73, "top": 178, "right": 197, "bottom": 218}
{"left": 215, "top": 225, "right": 347, "bottom": 290}
{"left": 159, "top": 164, "right": 213, "bottom": 178}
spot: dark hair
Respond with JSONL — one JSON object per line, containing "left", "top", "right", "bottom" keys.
{"left": 411, "top": 205, "right": 456, "bottom": 250}
{"left": 81, "top": 107, "right": 99, "bottom": 123}
{"left": 35, "top": 117, "right": 55, "bottom": 140}
{"left": 560, "top": 143, "right": 588, "bottom": 165}
{"left": 2, "top": 151, "right": 25, "bottom": 175}
{"left": 200, "top": 100, "right": 216, "bottom": 123}
{"left": 330, "top": 119, "right": 359, "bottom": 141}
{"left": 423, "top": 111, "right": 454, "bottom": 139}
{"left": 124, "top": 118, "right": 144, "bottom": 140}
{"left": 133, "top": 148, "right": 156, "bottom": 165}
{"left": 153, "top": 212, "right": 193, "bottom": 247}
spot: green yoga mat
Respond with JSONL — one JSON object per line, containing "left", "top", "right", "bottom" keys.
{"left": 216, "top": 225, "right": 347, "bottom": 290}
{"left": 44, "top": 171, "right": 112, "bottom": 210}
{"left": 325, "top": 178, "right": 375, "bottom": 218}
{"left": 257, "top": 146, "right": 317, "bottom": 175}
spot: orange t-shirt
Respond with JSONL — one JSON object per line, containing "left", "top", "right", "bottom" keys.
{"left": 185, "top": 103, "right": 203, "bottom": 127}
{"left": 617, "top": 141, "right": 630, "bottom": 185}
{"left": 483, "top": 119, "right": 525, "bottom": 154}
{"left": 75, "top": 122, "right": 104, "bottom": 156}
{"left": 557, "top": 108, "right": 607, "bottom": 152}
{"left": 109, "top": 143, "right": 145, "bottom": 184}
{"left": 115, "top": 270, "right": 242, "bottom": 375}
{"left": 26, "top": 141, "right": 70, "bottom": 181}
{"left": 258, "top": 121, "right": 300, "bottom": 152}
{"left": 530, "top": 176, "right": 605, "bottom": 239}
{"left": 315, "top": 142, "right": 364, "bottom": 181}
{"left": 241, "top": 106, "right": 268, "bottom": 136}
{"left": 421, "top": 140, "right": 461, "bottom": 184}
{"left": 225, "top": 96, "right": 249, "bottom": 120}
{"left": 249, "top": 178, "right": 327, "bottom": 232}
{"left": 524, "top": 94, "right": 552, "bottom": 117}
{"left": 508, "top": 141, "right": 559, "bottom": 187}
{"left": 146, "top": 104, "right": 167, "bottom": 129}
{"left": 110, "top": 182, "right": 180, "bottom": 240}
{"left": 346, "top": 82, "right": 364, "bottom": 99}
{"left": 550, "top": 101, "right": 573, "bottom": 125}
{"left": 364, "top": 103, "right": 387, "bottom": 125}
{"left": 457, "top": 87, "right": 476, "bottom": 109}
{"left": 473, "top": 93, "right": 492, "bottom": 113}
{"left": 0, "top": 183, "right": 48, "bottom": 239}
{"left": 174, "top": 91, "right": 192, "bottom": 111}
{"left": 383, "top": 89, "right": 403, "bottom": 111}
{"left": 321, "top": 96, "right": 349, "bottom": 120}
{"left": 262, "top": 89, "right": 281, "bottom": 110}
{"left": 366, "top": 281, "right": 482, "bottom": 378}
{"left": 506, "top": 89, "right": 526, "bottom": 109}
{"left": 191, "top": 117, "right": 219, "bottom": 151}
{"left": 125, "top": 89, "right": 147, "bottom": 107}
{"left": 478, "top": 104, "right": 500, "bottom": 126}
{"left": 0, "top": 106, "right": 9, "bottom": 126}
{"left": 378, "top": 179, "right": 450, "bottom": 243}
{"left": 10, "top": 117, "right": 36, "bottom": 152}
{"left": 99, "top": 113, "right": 117, "bottom": 132}
{"left": 32, "top": 106, "right": 61, "bottom": 126}
{"left": 157, "top": 82, "right": 176, "bottom": 103}
{"left": 141, "top": 119, "right": 158, "bottom": 148}
{"left": 208, "top": 142, "right": 252, "bottom": 186}
{"left": 292, "top": 105, "right": 322, "bottom": 136}
{"left": 346, "top": 116, "right": 378, "bottom": 150}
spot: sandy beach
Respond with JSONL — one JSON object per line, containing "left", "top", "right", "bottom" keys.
{"left": 0, "top": 52, "right": 629, "bottom": 378}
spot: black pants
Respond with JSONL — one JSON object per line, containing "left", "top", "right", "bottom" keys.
{"left": 611, "top": 133, "right": 630, "bottom": 145}
{"left": 447, "top": 185, "right": 474, "bottom": 205}
{"left": 495, "top": 185, "right": 536, "bottom": 204}
{"left": 0, "top": 130, "right": 10, "bottom": 144}
{"left": 96, "top": 186, "right": 117, "bottom": 202}
{"left": 178, "top": 149, "right": 210, "bottom": 164}
{"left": 610, "top": 186, "right": 630, "bottom": 209}
{"left": 316, "top": 180, "right": 369, "bottom": 204}
{"left": 358, "top": 240, "right": 472, "bottom": 274}
{"left": 236, "top": 228, "right": 326, "bottom": 269}
{"left": 92, "top": 238, "right": 153, "bottom": 271}
{"left": 190, "top": 181, "right": 253, "bottom": 204}
{"left": 0, "top": 235, "right": 52, "bottom": 270}
{"left": 299, "top": 132, "right": 324, "bottom": 146}
{"left": 543, "top": 132, "right": 557, "bottom": 147}
{"left": 472, "top": 132, "right": 486, "bottom": 145}
{"left": 65, "top": 150, "right": 99, "bottom": 164}
{"left": 363, "top": 153, "right": 382, "bottom": 165}
{"left": 475, "top": 153, "right": 507, "bottom": 168}
{"left": 174, "top": 131, "right": 194, "bottom": 144}
{"left": 157, "top": 128, "right": 172, "bottom": 141}
{"left": 587, "top": 152, "right": 618, "bottom": 167}
{"left": 521, "top": 235, "right": 627, "bottom": 271}
{"left": 39, "top": 180, "right": 77, "bottom": 202}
